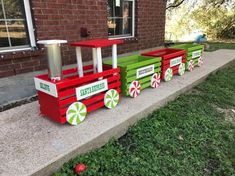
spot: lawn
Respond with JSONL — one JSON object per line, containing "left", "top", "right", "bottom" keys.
{"left": 167, "top": 41, "right": 235, "bottom": 52}
{"left": 54, "top": 66, "right": 235, "bottom": 176}
{"left": 207, "top": 42, "right": 235, "bottom": 52}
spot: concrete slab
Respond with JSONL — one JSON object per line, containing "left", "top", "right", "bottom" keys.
{"left": 0, "top": 49, "right": 234, "bottom": 176}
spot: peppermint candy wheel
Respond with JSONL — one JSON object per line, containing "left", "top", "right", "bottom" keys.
{"left": 178, "top": 63, "right": 186, "bottom": 76}
{"left": 151, "top": 73, "right": 161, "bottom": 88}
{"left": 104, "top": 89, "right": 119, "bottom": 109}
{"left": 66, "top": 102, "right": 87, "bottom": 125}
{"left": 187, "top": 60, "right": 194, "bottom": 72}
{"left": 198, "top": 57, "right": 203, "bottom": 67}
{"left": 164, "top": 68, "right": 173, "bottom": 82}
{"left": 129, "top": 81, "right": 141, "bottom": 98}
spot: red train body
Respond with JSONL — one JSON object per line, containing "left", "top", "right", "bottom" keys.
{"left": 142, "top": 48, "right": 187, "bottom": 81}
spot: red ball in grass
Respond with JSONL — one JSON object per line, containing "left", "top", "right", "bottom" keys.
{"left": 74, "top": 163, "right": 87, "bottom": 175}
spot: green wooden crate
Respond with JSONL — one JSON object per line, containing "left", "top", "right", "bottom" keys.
{"left": 170, "top": 44, "right": 204, "bottom": 71}
{"left": 104, "top": 55, "right": 162, "bottom": 97}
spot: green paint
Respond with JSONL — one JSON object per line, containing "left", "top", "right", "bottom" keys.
{"left": 80, "top": 82, "right": 105, "bottom": 97}
{"left": 104, "top": 55, "right": 162, "bottom": 97}
{"left": 66, "top": 102, "right": 87, "bottom": 125}
{"left": 170, "top": 43, "right": 204, "bottom": 62}
{"left": 104, "top": 89, "right": 119, "bottom": 109}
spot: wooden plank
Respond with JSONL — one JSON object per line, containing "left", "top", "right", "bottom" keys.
{"left": 71, "top": 39, "right": 123, "bottom": 48}
{"left": 187, "top": 45, "right": 204, "bottom": 52}
{"left": 162, "top": 64, "right": 181, "bottom": 73}
{"left": 87, "top": 101, "right": 105, "bottom": 113}
{"left": 59, "top": 87, "right": 121, "bottom": 116}
{"left": 126, "top": 68, "right": 161, "bottom": 83}
{"left": 163, "top": 53, "right": 186, "bottom": 60}
{"left": 57, "top": 68, "right": 120, "bottom": 90}
{"left": 171, "top": 43, "right": 204, "bottom": 52}
{"left": 142, "top": 48, "right": 186, "bottom": 60}
{"left": 59, "top": 87, "right": 121, "bottom": 109}
{"left": 118, "top": 59, "right": 139, "bottom": 67}
{"left": 116, "top": 55, "right": 139, "bottom": 64}
{"left": 58, "top": 74, "right": 120, "bottom": 99}
{"left": 126, "top": 63, "right": 161, "bottom": 77}
{"left": 161, "top": 57, "right": 186, "bottom": 66}
{"left": 124, "top": 72, "right": 160, "bottom": 93}
{"left": 126, "top": 58, "right": 161, "bottom": 70}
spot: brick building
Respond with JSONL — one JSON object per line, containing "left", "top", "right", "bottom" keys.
{"left": 0, "top": 0, "right": 166, "bottom": 78}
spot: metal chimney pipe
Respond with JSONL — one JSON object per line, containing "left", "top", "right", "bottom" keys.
{"left": 37, "top": 40, "right": 67, "bottom": 81}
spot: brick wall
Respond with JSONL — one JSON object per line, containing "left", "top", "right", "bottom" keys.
{"left": 0, "top": 0, "right": 166, "bottom": 78}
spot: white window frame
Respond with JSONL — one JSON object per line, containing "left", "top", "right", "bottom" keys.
{"left": 0, "top": 0, "right": 36, "bottom": 53}
{"left": 108, "top": 0, "right": 135, "bottom": 39}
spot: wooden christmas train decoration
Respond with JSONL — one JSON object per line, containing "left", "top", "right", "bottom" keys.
{"left": 34, "top": 39, "right": 204, "bottom": 125}
{"left": 170, "top": 43, "right": 204, "bottom": 71}
{"left": 142, "top": 48, "right": 187, "bottom": 81}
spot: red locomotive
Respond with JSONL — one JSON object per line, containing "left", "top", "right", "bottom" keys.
{"left": 35, "top": 39, "right": 123, "bottom": 125}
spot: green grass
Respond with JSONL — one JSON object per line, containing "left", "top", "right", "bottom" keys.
{"left": 207, "top": 42, "right": 235, "bottom": 52}
{"left": 167, "top": 41, "right": 235, "bottom": 52}
{"left": 54, "top": 66, "right": 235, "bottom": 176}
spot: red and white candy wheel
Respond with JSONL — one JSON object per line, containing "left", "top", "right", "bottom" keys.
{"left": 129, "top": 81, "right": 141, "bottom": 98}
{"left": 198, "top": 57, "right": 203, "bottom": 67}
{"left": 187, "top": 60, "right": 194, "bottom": 72}
{"left": 151, "top": 73, "right": 161, "bottom": 88}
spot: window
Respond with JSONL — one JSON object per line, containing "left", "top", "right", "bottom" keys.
{"left": 0, "top": 0, "right": 35, "bottom": 52}
{"left": 107, "top": 0, "right": 135, "bottom": 38}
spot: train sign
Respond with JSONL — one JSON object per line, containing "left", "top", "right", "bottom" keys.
{"left": 76, "top": 79, "right": 108, "bottom": 101}
{"left": 34, "top": 78, "right": 58, "bottom": 98}
{"left": 192, "top": 50, "right": 201, "bottom": 59}
{"left": 136, "top": 64, "right": 155, "bottom": 79}
{"left": 170, "top": 56, "right": 182, "bottom": 67}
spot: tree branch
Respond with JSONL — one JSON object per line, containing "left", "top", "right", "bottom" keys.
{"left": 166, "top": 0, "right": 186, "bottom": 10}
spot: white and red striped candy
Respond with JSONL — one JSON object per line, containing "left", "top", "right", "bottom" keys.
{"left": 151, "top": 73, "right": 161, "bottom": 88}
{"left": 198, "top": 57, "right": 203, "bottom": 67}
{"left": 187, "top": 60, "right": 194, "bottom": 72}
{"left": 129, "top": 81, "right": 141, "bottom": 98}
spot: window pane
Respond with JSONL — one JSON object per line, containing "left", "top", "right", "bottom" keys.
{"left": 107, "top": 0, "right": 114, "bottom": 18}
{"left": 0, "top": 21, "right": 10, "bottom": 47}
{"left": 3, "top": 0, "right": 25, "bottom": 19}
{"left": 108, "top": 19, "right": 115, "bottom": 36}
{"left": 123, "top": 1, "right": 132, "bottom": 35}
{"left": 124, "top": 18, "right": 132, "bottom": 35}
{"left": 115, "top": 1, "right": 123, "bottom": 17}
{"left": 115, "top": 19, "right": 123, "bottom": 35}
{"left": 126, "top": 1, "right": 133, "bottom": 17}
{"left": 7, "top": 20, "right": 29, "bottom": 46}
{"left": 107, "top": 0, "right": 134, "bottom": 38}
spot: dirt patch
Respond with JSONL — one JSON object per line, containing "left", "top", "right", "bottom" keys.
{"left": 0, "top": 95, "right": 37, "bottom": 112}
{"left": 224, "top": 109, "right": 235, "bottom": 124}
{"left": 212, "top": 105, "right": 235, "bottom": 124}
{"left": 186, "top": 88, "right": 203, "bottom": 95}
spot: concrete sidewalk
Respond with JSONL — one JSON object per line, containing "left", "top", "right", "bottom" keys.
{"left": 0, "top": 49, "right": 234, "bottom": 176}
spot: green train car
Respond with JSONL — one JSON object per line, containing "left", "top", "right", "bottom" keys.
{"left": 104, "top": 55, "right": 162, "bottom": 98}
{"left": 170, "top": 43, "right": 204, "bottom": 72}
